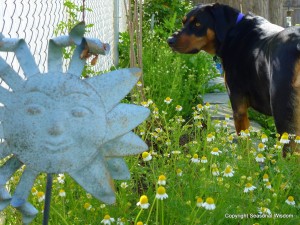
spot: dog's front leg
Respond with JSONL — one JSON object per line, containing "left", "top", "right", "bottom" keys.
{"left": 230, "top": 96, "right": 250, "bottom": 135}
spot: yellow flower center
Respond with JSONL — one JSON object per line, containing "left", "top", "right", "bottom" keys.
{"left": 263, "top": 174, "right": 269, "bottom": 179}
{"left": 84, "top": 202, "right": 91, "bottom": 209}
{"left": 206, "top": 197, "right": 214, "bottom": 204}
{"left": 197, "top": 104, "right": 203, "bottom": 109}
{"left": 224, "top": 166, "right": 232, "bottom": 173}
{"left": 207, "top": 133, "right": 213, "bottom": 138}
{"left": 212, "top": 148, "right": 219, "bottom": 152}
{"left": 176, "top": 169, "right": 182, "bottom": 174}
{"left": 197, "top": 197, "right": 203, "bottom": 203}
{"left": 281, "top": 133, "right": 289, "bottom": 139}
{"left": 142, "top": 152, "right": 149, "bottom": 159}
{"left": 140, "top": 195, "right": 148, "bottom": 204}
{"left": 104, "top": 214, "right": 110, "bottom": 220}
{"left": 193, "top": 154, "right": 199, "bottom": 159}
{"left": 201, "top": 156, "right": 207, "bottom": 160}
{"left": 245, "top": 183, "right": 252, "bottom": 188}
{"left": 37, "top": 191, "right": 44, "bottom": 198}
{"left": 157, "top": 186, "right": 166, "bottom": 195}
{"left": 288, "top": 196, "right": 294, "bottom": 202}
{"left": 165, "top": 97, "right": 171, "bottom": 101}
{"left": 159, "top": 175, "right": 166, "bottom": 181}
{"left": 258, "top": 143, "right": 265, "bottom": 148}
{"left": 137, "top": 222, "right": 143, "bottom": 225}
{"left": 257, "top": 153, "right": 264, "bottom": 158}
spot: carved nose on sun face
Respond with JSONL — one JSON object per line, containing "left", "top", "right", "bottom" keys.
{"left": 48, "top": 121, "right": 64, "bottom": 136}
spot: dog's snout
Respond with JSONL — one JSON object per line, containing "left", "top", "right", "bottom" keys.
{"left": 167, "top": 36, "right": 176, "bottom": 46}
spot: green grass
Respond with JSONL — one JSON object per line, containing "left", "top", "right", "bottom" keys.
{"left": 1, "top": 102, "right": 299, "bottom": 225}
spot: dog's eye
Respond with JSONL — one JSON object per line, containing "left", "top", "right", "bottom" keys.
{"left": 195, "top": 22, "right": 201, "bottom": 27}
{"left": 182, "top": 16, "right": 187, "bottom": 24}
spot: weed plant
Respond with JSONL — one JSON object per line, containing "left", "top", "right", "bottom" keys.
{"left": 2, "top": 99, "right": 299, "bottom": 224}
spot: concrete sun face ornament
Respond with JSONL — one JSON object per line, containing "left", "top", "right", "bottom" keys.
{"left": 0, "top": 22, "right": 149, "bottom": 224}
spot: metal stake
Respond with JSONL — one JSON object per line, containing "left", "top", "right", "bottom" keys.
{"left": 43, "top": 173, "right": 53, "bottom": 225}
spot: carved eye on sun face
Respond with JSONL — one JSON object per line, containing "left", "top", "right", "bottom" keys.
{"left": 26, "top": 104, "right": 44, "bottom": 115}
{"left": 71, "top": 106, "right": 92, "bottom": 118}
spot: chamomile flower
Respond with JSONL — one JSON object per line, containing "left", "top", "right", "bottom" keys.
{"left": 261, "top": 134, "right": 268, "bottom": 143}
{"left": 196, "top": 121, "right": 203, "bottom": 128}
{"left": 244, "top": 183, "right": 256, "bottom": 193}
{"left": 222, "top": 165, "right": 235, "bottom": 177}
{"left": 212, "top": 167, "right": 220, "bottom": 176}
{"left": 120, "top": 182, "right": 128, "bottom": 189}
{"left": 207, "top": 133, "right": 215, "bottom": 142}
{"left": 255, "top": 153, "right": 266, "bottom": 162}
{"left": 211, "top": 147, "right": 222, "bottom": 156}
{"left": 201, "top": 156, "right": 208, "bottom": 163}
{"left": 176, "top": 168, "right": 183, "bottom": 176}
{"left": 240, "top": 129, "right": 250, "bottom": 137}
{"left": 136, "top": 222, "right": 144, "bottom": 225}
{"left": 225, "top": 114, "right": 230, "bottom": 121}
{"left": 295, "top": 136, "right": 300, "bottom": 144}
{"left": 57, "top": 173, "right": 65, "bottom": 184}
{"left": 280, "top": 132, "right": 290, "bottom": 144}
{"left": 227, "top": 135, "right": 234, "bottom": 143}
{"left": 142, "top": 101, "right": 151, "bottom": 107}
{"left": 175, "top": 105, "right": 183, "bottom": 111}
{"left": 84, "top": 202, "right": 92, "bottom": 210}
{"left": 142, "top": 151, "right": 152, "bottom": 161}
{"left": 31, "top": 187, "right": 38, "bottom": 195}
{"left": 202, "top": 197, "right": 216, "bottom": 210}
{"left": 158, "top": 175, "right": 167, "bottom": 186}
{"left": 257, "top": 143, "right": 266, "bottom": 152}
{"left": 117, "top": 217, "right": 126, "bottom": 225}
{"left": 171, "top": 150, "right": 181, "bottom": 155}
{"left": 258, "top": 207, "right": 271, "bottom": 215}
{"left": 204, "top": 102, "right": 211, "bottom": 109}
{"left": 156, "top": 186, "right": 168, "bottom": 200}
{"left": 101, "top": 214, "right": 115, "bottom": 225}
{"left": 37, "top": 191, "right": 45, "bottom": 202}
{"left": 285, "top": 196, "right": 296, "bottom": 206}
{"left": 155, "top": 128, "right": 163, "bottom": 133}
{"left": 265, "top": 182, "right": 272, "bottom": 189}
{"left": 196, "top": 104, "right": 204, "bottom": 111}
{"left": 59, "top": 189, "right": 66, "bottom": 197}
{"left": 164, "top": 97, "right": 172, "bottom": 104}
{"left": 263, "top": 173, "right": 269, "bottom": 182}
{"left": 196, "top": 197, "right": 204, "bottom": 207}
{"left": 191, "top": 154, "right": 200, "bottom": 163}
{"left": 137, "top": 195, "right": 150, "bottom": 209}
{"left": 136, "top": 81, "right": 142, "bottom": 87}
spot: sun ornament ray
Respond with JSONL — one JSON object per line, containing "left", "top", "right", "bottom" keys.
{"left": 0, "top": 22, "right": 149, "bottom": 224}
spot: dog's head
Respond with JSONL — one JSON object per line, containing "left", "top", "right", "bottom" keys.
{"left": 167, "top": 3, "right": 240, "bottom": 55}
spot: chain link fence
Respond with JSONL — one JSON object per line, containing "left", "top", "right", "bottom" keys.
{"left": 0, "top": 0, "right": 128, "bottom": 75}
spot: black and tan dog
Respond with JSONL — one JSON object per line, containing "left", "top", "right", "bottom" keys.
{"left": 168, "top": 3, "right": 300, "bottom": 155}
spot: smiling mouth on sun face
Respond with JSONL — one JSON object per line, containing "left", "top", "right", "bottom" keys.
{"left": 0, "top": 29, "right": 149, "bottom": 224}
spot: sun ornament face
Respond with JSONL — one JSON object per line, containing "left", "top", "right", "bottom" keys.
{"left": 0, "top": 23, "right": 149, "bottom": 224}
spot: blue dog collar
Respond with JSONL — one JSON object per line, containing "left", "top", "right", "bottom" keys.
{"left": 236, "top": 12, "right": 244, "bottom": 24}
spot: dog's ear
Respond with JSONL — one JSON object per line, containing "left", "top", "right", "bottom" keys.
{"left": 208, "top": 3, "right": 239, "bottom": 42}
